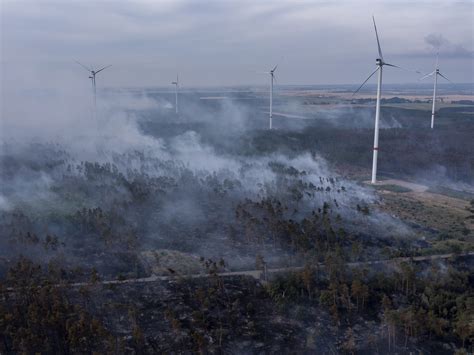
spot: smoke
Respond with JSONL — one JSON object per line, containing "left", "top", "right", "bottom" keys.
{"left": 0, "top": 84, "right": 416, "bottom": 274}
{"left": 289, "top": 103, "right": 404, "bottom": 129}
{"left": 0, "top": 195, "right": 11, "bottom": 212}
{"left": 424, "top": 33, "right": 473, "bottom": 58}
{"left": 386, "top": 114, "right": 402, "bottom": 129}
{"left": 425, "top": 33, "right": 448, "bottom": 49}
{"left": 0, "top": 87, "right": 406, "bottom": 202}
{"left": 414, "top": 165, "right": 474, "bottom": 194}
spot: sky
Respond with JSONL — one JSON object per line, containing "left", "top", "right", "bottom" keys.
{"left": 1, "top": 0, "right": 473, "bottom": 89}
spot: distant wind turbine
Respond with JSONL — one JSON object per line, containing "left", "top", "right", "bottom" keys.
{"left": 75, "top": 61, "right": 111, "bottom": 115}
{"left": 171, "top": 74, "right": 179, "bottom": 114}
{"left": 353, "top": 16, "right": 403, "bottom": 184}
{"left": 420, "top": 53, "right": 451, "bottom": 129}
{"left": 259, "top": 65, "right": 278, "bottom": 130}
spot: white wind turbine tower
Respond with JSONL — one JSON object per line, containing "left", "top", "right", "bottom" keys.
{"left": 75, "top": 61, "right": 111, "bottom": 117}
{"left": 420, "top": 53, "right": 451, "bottom": 129}
{"left": 353, "top": 16, "right": 402, "bottom": 184}
{"left": 259, "top": 65, "right": 278, "bottom": 129}
{"left": 171, "top": 74, "right": 179, "bottom": 114}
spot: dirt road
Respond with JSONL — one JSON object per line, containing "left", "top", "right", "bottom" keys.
{"left": 62, "top": 251, "right": 474, "bottom": 288}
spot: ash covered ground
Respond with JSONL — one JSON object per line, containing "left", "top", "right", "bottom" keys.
{"left": 1, "top": 86, "right": 473, "bottom": 353}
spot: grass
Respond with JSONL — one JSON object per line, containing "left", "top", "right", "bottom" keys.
{"left": 429, "top": 239, "right": 474, "bottom": 254}
{"left": 377, "top": 190, "right": 474, "bottom": 255}
{"left": 382, "top": 103, "right": 474, "bottom": 111}
{"left": 427, "top": 186, "right": 474, "bottom": 201}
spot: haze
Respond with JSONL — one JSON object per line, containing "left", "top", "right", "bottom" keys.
{"left": 1, "top": 0, "right": 473, "bottom": 90}
{"left": 1, "top": 1, "right": 474, "bottom": 353}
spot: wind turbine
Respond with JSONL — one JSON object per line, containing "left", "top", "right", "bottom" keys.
{"left": 75, "top": 61, "right": 111, "bottom": 114}
{"left": 353, "top": 16, "right": 402, "bottom": 184}
{"left": 171, "top": 74, "right": 179, "bottom": 114}
{"left": 420, "top": 53, "right": 451, "bottom": 129}
{"left": 259, "top": 65, "right": 278, "bottom": 129}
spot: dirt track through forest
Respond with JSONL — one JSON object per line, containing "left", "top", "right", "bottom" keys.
{"left": 62, "top": 251, "right": 474, "bottom": 288}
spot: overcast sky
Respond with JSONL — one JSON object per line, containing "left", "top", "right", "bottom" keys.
{"left": 1, "top": 0, "right": 473, "bottom": 89}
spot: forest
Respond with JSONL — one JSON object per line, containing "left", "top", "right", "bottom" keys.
{"left": 0, "top": 91, "right": 472, "bottom": 353}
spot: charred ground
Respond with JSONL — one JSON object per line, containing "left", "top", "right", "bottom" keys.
{"left": 0, "top": 86, "right": 473, "bottom": 353}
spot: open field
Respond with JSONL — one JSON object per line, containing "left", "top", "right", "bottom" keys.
{"left": 373, "top": 178, "right": 474, "bottom": 254}
{"left": 279, "top": 89, "right": 474, "bottom": 103}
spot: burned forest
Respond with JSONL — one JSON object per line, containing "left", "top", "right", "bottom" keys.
{"left": 1, "top": 1, "right": 473, "bottom": 353}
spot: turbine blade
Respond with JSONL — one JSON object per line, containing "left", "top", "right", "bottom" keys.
{"left": 272, "top": 64, "right": 278, "bottom": 72}
{"left": 435, "top": 52, "right": 439, "bottom": 69}
{"left": 419, "top": 71, "right": 435, "bottom": 81}
{"left": 438, "top": 72, "right": 452, "bottom": 83}
{"left": 385, "top": 62, "right": 422, "bottom": 75}
{"left": 95, "top": 65, "right": 112, "bottom": 74}
{"left": 352, "top": 67, "right": 379, "bottom": 96}
{"left": 75, "top": 60, "right": 92, "bottom": 72}
{"left": 372, "top": 16, "right": 383, "bottom": 61}
{"left": 383, "top": 62, "right": 400, "bottom": 69}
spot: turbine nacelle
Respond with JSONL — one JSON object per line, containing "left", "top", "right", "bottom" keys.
{"left": 264, "top": 64, "right": 278, "bottom": 130}
{"left": 419, "top": 52, "right": 452, "bottom": 129}
{"left": 75, "top": 60, "right": 111, "bottom": 123}
{"left": 171, "top": 74, "right": 179, "bottom": 114}
{"left": 75, "top": 61, "right": 111, "bottom": 80}
{"left": 172, "top": 74, "right": 179, "bottom": 86}
{"left": 354, "top": 16, "right": 406, "bottom": 183}
{"left": 270, "top": 64, "right": 278, "bottom": 76}
{"left": 419, "top": 59, "right": 451, "bottom": 83}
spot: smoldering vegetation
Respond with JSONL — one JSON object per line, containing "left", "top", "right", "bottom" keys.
{"left": 141, "top": 87, "right": 474, "bottom": 185}
{"left": 0, "top": 87, "right": 430, "bottom": 279}
{"left": 1, "top": 86, "right": 473, "bottom": 354}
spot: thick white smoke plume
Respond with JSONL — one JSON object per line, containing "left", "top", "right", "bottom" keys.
{"left": 0, "top": 85, "right": 414, "bottom": 271}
